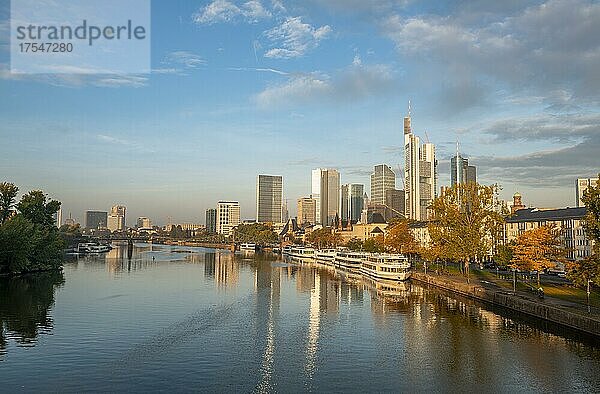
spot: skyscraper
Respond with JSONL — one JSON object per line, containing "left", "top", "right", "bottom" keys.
{"left": 256, "top": 174, "right": 283, "bottom": 223}
{"left": 205, "top": 208, "right": 217, "bottom": 234}
{"left": 404, "top": 104, "right": 437, "bottom": 221}
{"left": 576, "top": 177, "right": 600, "bottom": 207}
{"left": 136, "top": 217, "right": 152, "bottom": 228}
{"left": 216, "top": 201, "right": 240, "bottom": 236}
{"left": 340, "top": 184, "right": 364, "bottom": 223}
{"left": 451, "top": 155, "right": 477, "bottom": 186}
{"left": 297, "top": 196, "right": 317, "bottom": 225}
{"left": 370, "top": 164, "right": 396, "bottom": 206}
{"left": 107, "top": 205, "right": 126, "bottom": 232}
{"left": 85, "top": 210, "right": 108, "bottom": 229}
{"left": 312, "top": 168, "right": 340, "bottom": 226}
{"left": 385, "top": 189, "right": 405, "bottom": 219}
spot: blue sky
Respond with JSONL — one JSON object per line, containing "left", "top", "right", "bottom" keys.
{"left": 1, "top": 0, "right": 599, "bottom": 225}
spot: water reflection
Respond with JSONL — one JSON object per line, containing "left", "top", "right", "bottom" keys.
{"left": 0, "top": 271, "right": 64, "bottom": 358}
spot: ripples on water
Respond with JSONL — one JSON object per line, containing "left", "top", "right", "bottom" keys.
{"left": 0, "top": 243, "right": 599, "bottom": 392}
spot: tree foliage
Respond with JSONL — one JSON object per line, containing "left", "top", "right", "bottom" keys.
{"left": 567, "top": 175, "right": 600, "bottom": 287}
{"left": 0, "top": 186, "right": 64, "bottom": 275}
{"left": 363, "top": 235, "right": 385, "bottom": 253}
{"left": 428, "top": 182, "right": 505, "bottom": 276}
{"left": 306, "top": 227, "right": 343, "bottom": 249}
{"left": 384, "top": 219, "right": 419, "bottom": 255}
{"left": 234, "top": 223, "right": 278, "bottom": 245}
{"left": 510, "top": 225, "right": 564, "bottom": 287}
{"left": 0, "top": 182, "right": 19, "bottom": 224}
{"left": 345, "top": 237, "right": 364, "bottom": 251}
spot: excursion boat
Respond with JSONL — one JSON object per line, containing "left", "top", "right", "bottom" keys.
{"left": 239, "top": 243, "right": 257, "bottom": 252}
{"left": 282, "top": 246, "right": 292, "bottom": 255}
{"left": 77, "top": 242, "right": 112, "bottom": 254}
{"left": 289, "top": 247, "right": 315, "bottom": 262}
{"left": 361, "top": 254, "right": 411, "bottom": 281}
{"left": 335, "top": 251, "right": 368, "bottom": 271}
{"left": 315, "top": 249, "right": 337, "bottom": 265}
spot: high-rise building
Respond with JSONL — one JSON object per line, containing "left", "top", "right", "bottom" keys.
{"left": 256, "top": 174, "right": 283, "bottom": 223}
{"left": 385, "top": 189, "right": 405, "bottom": 219}
{"left": 85, "top": 210, "right": 108, "bottom": 229}
{"left": 281, "top": 200, "right": 289, "bottom": 223}
{"left": 297, "top": 196, "right": 317, "bottom": 225}
{"left": 404, "top": 104, "right": 437, "bottom": 221}
{"left": 107, "top": 205, "right": 126, "bottom": 232}
{"left": 54, "top": 207, "right": 62, "bottom": 228}
{"left": 216, "top": 201, "right": 240, "bottom": 237}
{"left": 137, "top": 217, "right": 152, "bottom": 228}
{"left": 576, "top": 177, "right": 599, "bottom": 207}
{"left": 205, "top": 208, "right": 217, "bottom": 234}
{"left": 339, "top": 184, "right": 364, "bottom": 223}
{"left": 340, "top": 184, "right": 349, "bottom": 221}
{"left": 370, "top": 164, "right": 396, "bottom": 206}
{"left": 311, "top": 168, "right": 340, "bottom": 226}
{"left": 451, "top": 155, "right": 476, "bottom": 186}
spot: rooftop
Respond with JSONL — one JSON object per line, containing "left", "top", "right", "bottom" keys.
{"left": 506, "top": 207, "right": 587, "bottom": 223}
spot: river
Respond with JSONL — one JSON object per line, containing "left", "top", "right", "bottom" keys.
{"left": 1, "top": 243, "right": 599, "bottom": 392}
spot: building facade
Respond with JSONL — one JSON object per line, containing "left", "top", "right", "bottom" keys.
{"left": 576, "top": 177, "right": 599, "bottom": 207}
{"left": 385, "top": 189, "right": 405, "bottom": 219}
{"left": 107, "top": 205, "right": 126, "bottom": 232}
{"left": 450, "top": 155, "right": 477, "bottom": 186}
{"left": 216, "top": 201, "right": 240, "bottom": 237}
{"left": 85, "top": 210, "right": 108, "bottom": 229}
{"left": 505, "top": 207, "right": 593, "bottom": 262}
{"left": 348, "top": 184, "right": 365, "bottom": 223}
{"left": 404, "top": 107, "right": 437, "bottom": 221}
{"left": 205, "top": 208, "right": 217, "bottom": 234}
{"left": 370, "top": 164, "right": 396, "bottom": 206}
{"left": 136, "top": 217, "right": 152, "bottom": 228}
{"left": 256, "top": 174, "right": 283, "bottom": 223}
{"left": 297, "top": 197, "right": 317, "bottom": 226}
{"left": 311, "top": 168, "right": 340, "bottom": 226}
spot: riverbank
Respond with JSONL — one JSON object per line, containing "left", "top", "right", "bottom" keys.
{"left": 412, "top": 271, "right": 600, "bottom": 337}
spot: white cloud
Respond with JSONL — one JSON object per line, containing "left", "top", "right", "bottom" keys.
{"left": 264, "top": 17, "right": 332, "bottom": 58}
{"left": 254, "top": 59, "right": 396, "bottom": 108}
{"left": 193, "top": 0, "right": 271, "bottom": 24}
{"left": 163, "top": 51, "right": 206, "bottom": 69}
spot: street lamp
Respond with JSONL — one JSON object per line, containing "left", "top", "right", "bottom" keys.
{"left": 588, "top": 279, "right": 593, "bottom": 314}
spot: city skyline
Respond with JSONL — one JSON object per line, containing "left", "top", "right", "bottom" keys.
{"left": 1, "top": 1, "right": 599, "bottom": 224}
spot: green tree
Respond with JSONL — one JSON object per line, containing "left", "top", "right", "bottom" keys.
{"left": 16, "top": 190, "right": 61, "bottom": 226}
{"left": 306, "top": 227, "right": 342, "bottom": 249}
{"left": 345, "top": 237, "right": 363, "bottom": 251}
{"left": 0, "top": 182, "right": 19, "bottom": 224}
{"left": 234, "top": 223, "right": 278, "bottom": 245}
{"left": 363, "top": 235, "right": 385, "bottom": 253}
{"left": 493, "top": 243, "right": 514, "bottom": 268}
{"left": 429, "top": 182, "right": 505, "bottom": 281}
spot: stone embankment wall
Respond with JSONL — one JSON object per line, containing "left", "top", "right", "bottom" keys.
{"left": 412, "top": 272, "right": 600, "bottom": 337}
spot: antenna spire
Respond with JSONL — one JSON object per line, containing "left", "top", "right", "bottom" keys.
{"left": 408, "top": 100, "right": 411, "bottom": 117}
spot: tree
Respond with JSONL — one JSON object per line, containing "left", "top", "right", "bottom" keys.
{"left": 16, "top": 190, "right": 61, "bottom": 226}
{"left": 567, "top": 175, "right": 600, "bottom": 287}
{"left": 0, "top": 182, "right": 19, "bottom": 224}
{"left": 306, "top": 227, "right": 343, "bottom": 249}
{"left": 234, "top": 223, "right": 278, "bottom": 245}
{"left": 345, "top": 237, "right": 363, "bottom": 251}
{"left": 493, "top": 243, "right": 514, "bottom": 268}
{"left": 363, "top": 235, "right": 385, "bottom": 253}
{"left": 429, "top": 182, "right": 505, "bottom": 281}
{"left": 510, "top": 225, "right": 564, "bottom": 287}
{"left": 384, "top": 219, "right": 419, "bottom": 255}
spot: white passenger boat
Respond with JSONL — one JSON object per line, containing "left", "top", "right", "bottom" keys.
{"left": 239, "top": 243, "right": 257, "bottom": 251}
{"left": 77, "top": 242, "right": 112, "bottom": 254}
{"left": 334, "top": 251, "right": 368, "bottom": 271}
{"left": 315, "top": 249, "right": 337, "bottom": 265}
{"left": 289, "top": 247, "right": 316, "bottom": 262}
{"left": 361, "top": 254, "right": 411, "bottom": 281}
{"left": 282, "top": 246, "right": 292, "bottom": 255}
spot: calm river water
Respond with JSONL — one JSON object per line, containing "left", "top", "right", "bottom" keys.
{"left": 1, "top": 243, "right": 599, "bottom": 392}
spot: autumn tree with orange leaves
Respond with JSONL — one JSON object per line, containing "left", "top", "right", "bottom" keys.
{"left": 510, "top": 225, "right": 565, "bottom": 288}
{"left": 384, "top": 219, "right": 420, "bottom": 256}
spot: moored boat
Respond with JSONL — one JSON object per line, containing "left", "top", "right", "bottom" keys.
{"left": 335, "top": 251, "right": 367, "bottom": 271}
{"left": 361, "top": 254, "right": 411, "bottom": 281}
{"left": 315, "top": 249, "right": 337, "bottom": 265}
{"left": 240, "top": 243, "right": 257, "bottom": 252}
{"left": 289, "top": 246, "right": 316, "bottom": 262}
